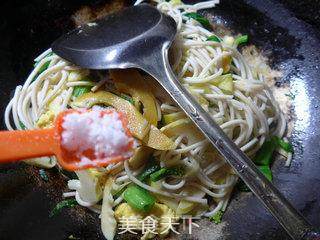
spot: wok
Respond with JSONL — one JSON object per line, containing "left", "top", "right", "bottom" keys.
{"left": 0, "top": 0, "right": 319, "bottom": 239}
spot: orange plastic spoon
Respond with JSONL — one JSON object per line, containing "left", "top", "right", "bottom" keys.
{"left": 0, "top": 109, "right": 134, "bottom": 171}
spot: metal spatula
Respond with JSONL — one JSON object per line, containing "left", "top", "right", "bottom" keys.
{"left": 52, "top": 4, "right": 319, "bottom": 239}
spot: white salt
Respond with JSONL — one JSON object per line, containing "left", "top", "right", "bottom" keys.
{"left": 61, "top": 109, "right": 133, "bottom": 163}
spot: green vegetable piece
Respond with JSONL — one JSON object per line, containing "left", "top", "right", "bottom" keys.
{"left": 32, "top": 61, "right": 51, "bottom": 82}
{"left": 258, "top": 165, "right": 273, "bottom": 181}
{"left": 138, "top": 159, "right": 161, "bottom": 182}
{"left": 150, "top": 166, "right": 184, "bottom": 182}
{"left": 115, "top": 159, "right": 159, "bottom": 197}
{"left": 253, "top": 136, "right": 278, "bottom": 166}
{"left": 167, "top": 166, "right": 184, "bottom": 177}
{"left": 207, "top": 35, "right": 221, "bottom": 42}
{"left": 150, "top": 168, "right": 168, "bottom": 182}
{"left": 275, "top": 137, "right": 294, "bottom": 153}
{"left": 123, "top": 185, "right": 155, "bottom": 212}
{"left": 184, "top": 12, "right": 211, "bottom": 29}
{"left": 120, "top": 93, "right": 134, "bottom": 105}
{"left": 49, "top": 199, "right": 78, "bottom": 217}
{"left": 39, "top": 169, "right": 49, "bottom": 182}
{"left": 234, "top": 35, "right": 249, "bottom": 46}
{"left": 209, "top": 210, "right": 224, "bottom": 224}
{"left": 72, "top": 85, "right": 92, "bottom": 98}
{"left": 19, "top": 121, "right": 26, "bottom": 130}
{"left": 38, "top": 61, "right": 50, "bottom": 74}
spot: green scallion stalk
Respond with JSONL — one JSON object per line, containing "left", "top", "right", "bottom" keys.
{"left": 19, "top": 121, "right": 26, "bottom": 130}
{"left": 258, "top": 165, "right": 273, "bottom": 181}
{"left": 150, "top": 168, "right": 168, "bottom": 182}
{"left": 253, "top": 136, "right": 278, "bottom": 166}
{"left": 49, "top": 199, "right": 78, "bottom": 217}
{"left": 38, "top": 61, "right": 51, "bottom": 73}
{"left": 116, "top": 159, "right": 160, "bottom": 200}
{"left": 167, "top": 166, "right": 184, "bottom": 177}
{"left": 120, "top": 93, "right": 134, "bottom": 105}
{"left": 207, "top": 35, "right": 221, "bottom": 42}
{"left": 184, "top": 12, "right": 211, "bottom": 29}
{"left": 209, "top": 210, "right": 224, "bottom": 224}
{"left": 234, "top": 35, "right": 248, "bottom": 46}
{"left": 72, "top": 85, "right": 92, "bottom": 98}
{"left": 275, "top": 137, "right": 293, "bottom": 153}
{"left": 150, "top": 166, "right": 184, "bottom": 182}
{"left": 123, "top": 185, "right": 155, "bottom": 212}
{"left": 32, "top": 61, "right": 51, "bottom": 82}
{"left": 137, "top": 158, "right": 161, "bottom": 182}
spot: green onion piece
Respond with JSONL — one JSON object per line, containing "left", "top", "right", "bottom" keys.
{"left": 209, "top": 210, "right": 224, "bottom": 224}
{"left": 123, "top": 185, "right": 155, "bottom": 212}
{"left": 38, "top": 61, "right": 50, "bottom": 74}
{"left": 275, "top": 137, "right": 293, "bottom": 153}
{"left": 150, "top": 166, "right": 184, "bottom": 182}
{"left": 39, "top": 169, "right": 49, "bottom": 182}
{"left": 167, "top": 166, "right": 184, "bottom": 177}
{"left": 72, "top": 85, "right": 92, "bottom": 98}
{"left": 234, "top": 35, "right": 248, "bottom": 46}
{"left": 32, "top": 61, "right": 51, "bottom": 82}
{"left": 19, "top": 121, "right": 26, "bottom": 130}
{"left": 138, "top": 164, "right": 161, "bottom": 182}
{"left": 207, "top": 35, "right": 221, "bottom": 42}
{"left": 150, "top": 168, "right": 168, "bottom": 182}
{"left": 120, "top": 93, "right": 134, "bottom": 105}
{"left": 117, "top": 159, "right": 160, "bottom": 198}
{"left": 184, "top": 12, "right": 211, "bottom": 29}
{"left": 49, "top": 199, "right": 78, "bottom": 217}
{"left": 258, "top": 165, "right": 273, "bottom": 181}
{"left": 253, "top": 136, "right": 278, "bottom": 166}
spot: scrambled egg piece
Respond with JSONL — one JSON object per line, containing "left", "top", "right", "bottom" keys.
{"left": 115, "top": 202, "right": 177, "bottom": 239}
{"left": 36, "top": 110, "right": 55, "bottom": 128}
{"left": 36, "top": 91, "right": 65, "bottom": 128}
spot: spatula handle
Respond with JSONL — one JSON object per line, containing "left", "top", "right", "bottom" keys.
{"left": 0, "top": 128, "right": 57, "bottom": 162}
{"left": 144, "top": 46, "right": 319, "bottom": 240}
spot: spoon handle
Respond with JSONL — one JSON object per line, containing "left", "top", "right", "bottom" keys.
{"left": 0, "top": 128, "right": 57, "bottom": 162}
{"left": 147, "top": 47, "right": 318, "bottom": 240}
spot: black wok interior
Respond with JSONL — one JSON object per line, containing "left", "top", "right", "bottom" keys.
{"left": 0, "top": 0, "right": 319, "bottom": 239}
